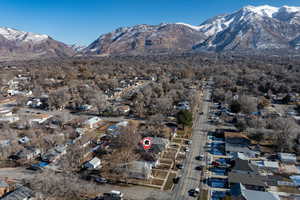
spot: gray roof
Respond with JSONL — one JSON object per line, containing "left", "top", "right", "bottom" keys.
{"left": 1, "top": 186, "right": 34, "bottom": 200}
{"left": 232, "top": 159, "right": 259, "bottom": 174}
{"left": 226, "top": 143, "right": 259, "bottom": 155}
{"left": 228, "top": 172, "right": 267, "bottom": 187}
{"left": 241, "top": 184, "right": 279, "bottom": 200}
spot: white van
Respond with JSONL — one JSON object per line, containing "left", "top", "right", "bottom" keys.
{"left": 110, "top": 190, "right": 124, "bottom": 198}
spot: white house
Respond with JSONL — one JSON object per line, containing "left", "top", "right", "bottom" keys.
{"left": 30, "top": 114, "right": 53, "bottom": 124}
{"left": 0, "top": 108, "right": 12, "bottom": 116}
{"left": 84, "top": 157, "right": 101, "bottom": 169}
{"left": 278, "top": 153, "right": 297, "bottom": 164}
{"left": 84, "top": 117, "right": 102, "bottom": 129}
{"left": 126, "top": 161, "right": 153, "bottom": 180}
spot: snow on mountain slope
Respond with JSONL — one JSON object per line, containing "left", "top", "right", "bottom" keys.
{"left": 242, "top": 5, "right": 279, "bottom": 17}
{"left": 193, "top": 5, "right": 300, "bottom": 51}
{"left": 0, "top": 27, "right": 75, "bottom": 60}
{"left": 0, "top": 27, "right": 49, "bottom": 43}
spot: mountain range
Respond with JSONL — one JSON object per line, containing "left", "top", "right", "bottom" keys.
{"left": 1, "top": 5, "right": 300, "bottom": 60}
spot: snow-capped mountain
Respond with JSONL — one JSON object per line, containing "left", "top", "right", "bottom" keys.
{"left": 0, "top": 27, "right": 74, "bottom": 60}
{"left": 83, "top": 23, "right": 206, "bottom": 55}
{"left": 193, "top": 5, "right": 300, "bottom": 51}
{"left": 84, "top": 5, "right": 300, "bottom": 55}
{"left": 0, "top": 27, "right": 49, "bottom": 43}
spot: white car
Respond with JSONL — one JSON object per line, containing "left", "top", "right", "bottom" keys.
{"left": 184, "top": 147, "right": 190, "bottom": 152}
{"left": 110, "top": 190, "right": 124, "bottom": 198}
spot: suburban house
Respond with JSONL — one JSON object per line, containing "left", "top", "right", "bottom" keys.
{"left": 149, "top": 137, "right": 169, "bottom": 154}
{"left": 226, "top": 144, "right": 259, "bottom": 157}
{"left": 7, "top": 89, "right": 32, "bottom": 96}
{"left": 0, "top": 180, "right": 9, "bottom": 197}
{"left": 126, "top": 161, "right": 153, "bottom": 180}
{"left": 0, "top": 116, "right": 19, "bottom": 123}
{"left": 15, "top": 147, "right": 41, "bottom": 160}
{"left": 41, "top": 145, "right": 67, "bottom": 163}
{"left": 0, "top": 97, "right": 16, "bottom": 106}
{"left": 84, "top": 117, "right": 102, "bottom": 129}
{"left": 1, "top": 185, "right": 35, "bottom": 200}
{"left": 231, "top": 183, "right": 279, "bottom": 200}
{"left": 231, "top": 159, "right": 259, "bottom": 175}
{"left": 228, "top": 173, "right": 268, "bottom": 191}
{"left": 30, "top": 114, "right": 53, "bottom": 125}
{"left": 84, "top": 157, "right": 101, "bottom": 169}
{"left": 251, "top": 160, "right": 280, "bottom": 171}
{"left": 278, "top": 153, "right": 297, "bottom": 164}
{"left": 0, "top": 108, "right": 12, "bottom": 116}
{"left": 225, "top": 132, "right": 251, "bottom": 146}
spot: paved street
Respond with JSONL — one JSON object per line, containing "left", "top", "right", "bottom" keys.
{"left": 172, "top": 86, "right": 212, "bottom": 200}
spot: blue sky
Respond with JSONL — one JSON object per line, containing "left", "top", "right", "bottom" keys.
{"left": 1, "top": 0, "right": 300, "bottom": 45}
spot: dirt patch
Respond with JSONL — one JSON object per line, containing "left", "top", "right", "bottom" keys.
{"left": 163, "top": 172, "right": 176, "bottom": 190}
{"left": 151, "top": 178, "right": 164, "bottom": 186}
{"left": 152, "top": 170, "right": 168, "bottom": 179}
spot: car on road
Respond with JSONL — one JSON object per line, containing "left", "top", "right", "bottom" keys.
{"left": 195, "top": 155, "right": 204, "bottom": 161}
{"left": 195, "top": 165, "right": 203, "bottom": 171}
{"left": 185, "top": 140, "right": 192, "bottom": 145}
{"left": 173, "top": 176, "right": 181, "bottom": 184}
{"left": 176, "top": 164, "right": 184, "bottom": 169}
{"left": 95, "top": 177, "right": 108, "bottom": 184}
{"left": 199, "top": 112, "right": 204, "bottom": 115}
{"left": 188, "top": 188, "right": 200, "bottom": 197}
{"left": 183, "top": 147, "right": 190, "bottom": 152}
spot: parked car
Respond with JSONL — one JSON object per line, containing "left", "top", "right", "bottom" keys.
{"left": 195, "top": 155, "right": 204, "bottom": 161}
{"left": 184, "top": 147, "right": 190, "bottom": 152}
{"left": 95, "top": 177, "right": 108, "bottom": 184}
{"left": 176, "top": 164, "right": 184, "bottom": 169}
{"left": 173, "top": 176, "right": 181, "bottom": 184}
{"left": 188, "top": 188, "right": 200, "bottom": 197}
{"left": 185, "top": 140, "right": 192, "bottom": 145}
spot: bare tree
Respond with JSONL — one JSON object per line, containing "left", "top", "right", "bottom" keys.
{"left": 91, "top": 91, "right": 108, "bottom": 116}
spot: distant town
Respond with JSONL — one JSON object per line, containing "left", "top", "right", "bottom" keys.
{"left": 0, "top": 53, "right": 298, "bottom": 200}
